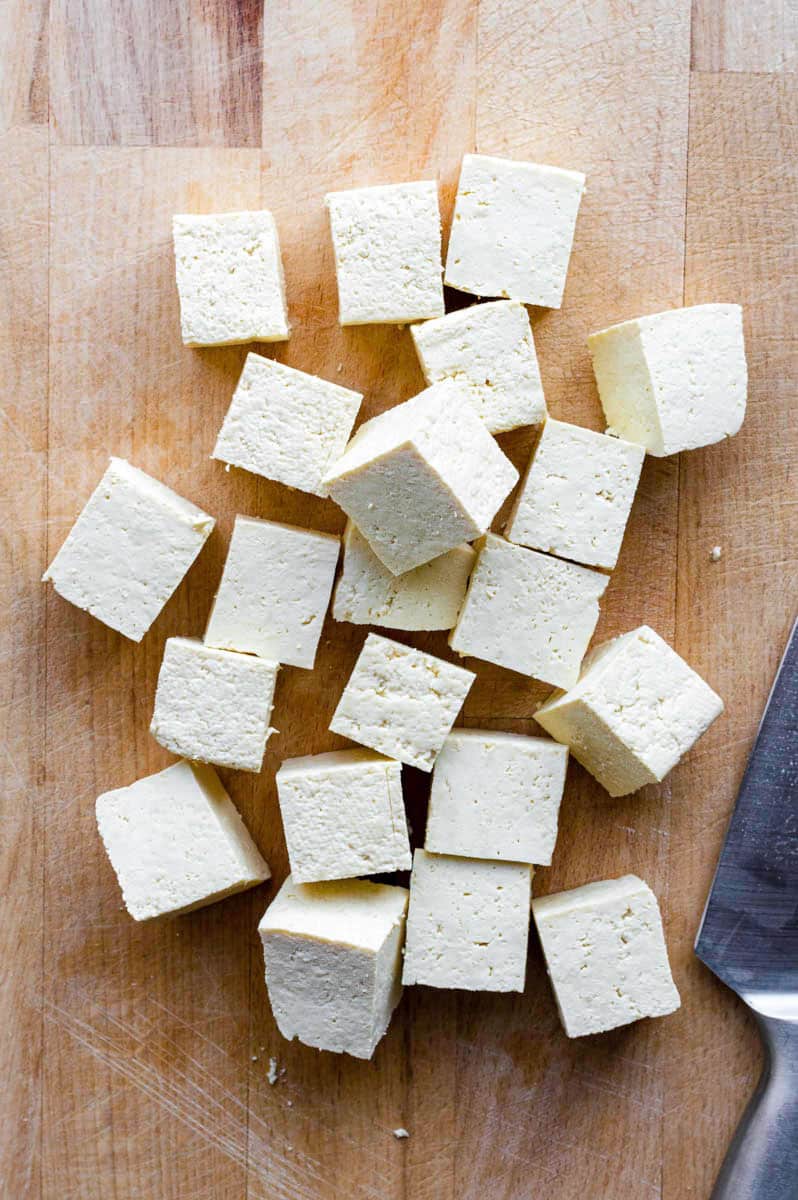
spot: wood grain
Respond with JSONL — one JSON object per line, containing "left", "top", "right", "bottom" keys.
{"left": 665, "top": 71, "right": 798, "bottom": 1199}
{"left": 0, "top": 125, "right": 48, "bottom": 1198}
{"left": 49, "top": 0, "right": 263, "bottom": 145}
{"left": 1, "top": 2, "right": 795, "bottom": 1197}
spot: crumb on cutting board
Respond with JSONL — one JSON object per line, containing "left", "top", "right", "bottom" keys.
{"left": 393, "top": 1127, "right": 410, "bottom": 1139}
{"left": 710, "top": 545, "right": 722, "bottom": 561}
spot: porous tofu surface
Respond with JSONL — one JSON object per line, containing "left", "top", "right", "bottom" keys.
{"left": 402, "top": 850, "right": 533, "bottom": 992}
{"left": 259, "top": 875, "right": 408, "bottom": 1059}
{"left": 213, "top": 353, "right": 362, "bottom": 497}
{"left": 329, "top": 633, "right": 476, "bottom": 771}
{"left": 276, "top": 749, "right": 410, "bottom": 883}
{"left": 323, "top": 380, "right": 519, "bottom": 574}
{"left": 588, "top": 303, "right": 747, "bottom": 456}
{"left": 96, "top": 760, "right": 270, "bottom": 921}
{"left": 42, "top": 457, "right": 214, "bottom": 642}
{"left": 534, "top": 625, "right": 724, "bottom": 797}
{"left": 425, "top": 730, "right": 568, "bottom": 866}
{"left": 410, "top": 300, "right": 546, "bottom": 433}
{"left": 204, "top": 516, "right": 339, "bottom": 669}
{"left": 445, "top": 154, "right": 586, "bottom": 308}
{"left": 325, "top": 180, "right": 444, "bottom": 324}
{"left": 332, "top": 522, "right": 475, "bottom": 631}
{"left": 449, "top": 534, "right": 608, "bottom": 687}
{"left": 533, "top": 875, "right": 680, "bottom": 1037}
{"left": 505, "top": 418, "right": 645, "bottom": 570}
{"left": 173, "top": 210, "right": 290, "bottom": 346}
{"left": 150, "top": 637, "right": 279, "bottom": 773}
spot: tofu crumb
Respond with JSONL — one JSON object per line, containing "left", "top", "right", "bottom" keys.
{"left": 268, "top": 1057, "right": 279, "bottom": 1085}
{"left": 251, "top": 1054, "right": 258, "bottom": 1062}
{"left": 710, "top": 545, "right": 722, "bottom": 561}
{"left": 393, "top": 1127, "right": 410, "bottom": 1139}
{"left": 286, "top": 1099, "right": 293, "bottom": 1108}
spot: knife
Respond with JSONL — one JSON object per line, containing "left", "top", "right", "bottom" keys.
{"left": 695, "top": 617, "right": 798, "bottom": 1199}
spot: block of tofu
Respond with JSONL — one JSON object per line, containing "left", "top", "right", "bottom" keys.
{"left": 333, "top": 522, "right": 475, "bottom": 632}
{"left": 402, "top": 850, "right": 533, "bottom": 992}
{"left": 259, "top": 874, "right": 409, "bottom": 1059}
{"left": 588, "top": 304, "right": 747, "bottom": 456}
{"left": 505, "top": 418, "right": 645, "bottom": 570}
{"left": 325, "top": 180, "right": 444, "bottom": 325}
{"left": 534, "top": 625, "right": 724, "bottom": 797}
{"left": 173, "top": 210, "right": 289, "bottom": 346}
{"left": 410, "top": 300, "right": 546, "bottom": 434}
{"left": 330, "top": 633, "right": 476, "bottom": 772}
{"left": 450, "top": 534, "right": 608, "bottom": 687}
{"left": 96, "top": 760, "right": 270, "bottom": 920}
{"left": 276, "top": 749, "right": 410, "bottom": 883}
{"left": 425, "top": 730, "right": 568, "bottom": 866}
{"left": 213, "top": 353, "right": 362, "bottom": 497}
{"left": 42, "top": 457, "right": 214, "bottom": 642}
{"left": 150, "top": 637, "right": 279, "bottom": 773}
{"left": 205, "top": 516, "right": 339, "bottom": 669}
{"left": 445, "top": 154, "right": 586, "bottom": 308}
{"left": 323, "top": 380, "right": 519, "bottom": 575}
{"left": 533, "top": 875, "right": 680, "bottom": 1037}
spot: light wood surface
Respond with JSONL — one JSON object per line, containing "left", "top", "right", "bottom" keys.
{"left": 1, "top": 3, "right": 796, "bottom": 1198}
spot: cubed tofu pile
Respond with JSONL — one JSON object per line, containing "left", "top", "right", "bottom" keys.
{"left": 43, "top": 153, "right": 744, "bottom": 1059}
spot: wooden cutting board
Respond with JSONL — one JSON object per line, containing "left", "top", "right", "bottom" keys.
{"left": 3, "top": 2, "right": 796, "bottom": 1197}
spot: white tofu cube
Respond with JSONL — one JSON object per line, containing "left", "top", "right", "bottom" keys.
{"left": 333, "top": 522, "right": 475, "bottom": 632}
{"left": 42, "top": 457, "right": 214, "bottom": 642}
{"left": 173, "top": 210, "right": 289, "bottom": 346}
{"left": 445, "top": 155, "right": 586, "bottom": 308}
{"left": 276, "top": 750, "right": 411, "bottom": 883}
{"left": 259, "top": 874, "right": 408, "bottom": 1059}
{"left": 213, "top": 353, "right": 362, "bottom": 498}
{"left": 450, "top": 534, "right": 608, "bottom": 687}
{"left": 533, "top": 875, "right": 680, "bottom": 1037}
{"left": 425, "top": 730, "right": 568, "bottom": 866}
{"left": 323, "top": 380, "right": 519, "bottom": 575}
{"left": 588, "top": 304, "right": 747, "bottom": 456}
{"left": 330, "top": 633, "right": 475, "bottom": 772}
{"left": 505, "top": 418, "right": 645, "bottom": 570}
{"left": 150, "top": 637, "right": 279, "bottom": 773}
{"left": 410, "top": 300, "right": 546, "bottom": 434}
{"left": 205, "top": 516, "right": 339, "bottom": 670}
{"left": 534, "top": 625, "right": 724, "bottom": 797}
{"left": 96, "top": 760, "right": 269, "bottom": 920}
{"left": 325, "top": 180, "right": 444, "bottom": 325}
{"left": 402, "top": 850, "right": 533, "bottom": 992}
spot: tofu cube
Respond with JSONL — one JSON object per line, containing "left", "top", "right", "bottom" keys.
{"left": 213, "top": 353, "right": 362, "bottom": 498}
{"left": 533, "top": 875, "right": 680, "bottom": 1037}
{"left": 505, "top": 418, "right": 645, "bottom": 570}
{"left": 323, "top": 380, "right": 519, "bottom": 575}
{"left": 205, "top": 516, "right": 339, "bottom": 670}
{"left": 425, "top": 730, "right": 568, "bottom": 866}
{"left": 445, "top": 154, "right": 586, "bottom": 308}
{"left": 276, "top": 750, "right": 411, "bottom": 883}
{"left": 326, "top": 180, "right": 444, "bottom": 325}
{"left": 330, "top": 633, "right": 475, "bottom": 772}
{"left": 96, "top": 760, "right": 269, "bottom": 920}
{"left": 42, "top": 457, "right": 214, "bottom": 642}
{"left": 588, "top": 304, "right": 747, "bottom": 456}
{"left": 450, "top": 534, "right": 608, "bottom": 687}
{"left": 150, "top": 637, "right": 279, "bottom": 773}
{"left": 410, "top": 300, "right": 546, "bottom": 434}
{"left": 402, "top": 850, "right": 533, "bottom": 992}
{"left": 173, "top": 210, "right": 289, "bottom": 346}
{"left": 534, "top": 625, "right": 724, "bottom": 797}
{"left": 333, "top": 521, "right": 475, "bottom": 632}
{"left": 259, "top": 874, "right": 409, "bottom": 1059}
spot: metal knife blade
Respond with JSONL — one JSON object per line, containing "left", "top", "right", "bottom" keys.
{"left": 696, "top": 617, "right": 798, "bottom": 1009}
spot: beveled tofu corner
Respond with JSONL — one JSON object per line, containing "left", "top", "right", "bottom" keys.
{"left": 534, "top": 624, "right": 724, "bottom": 797}
{"left": 533, "top": 875, "right": 680, "bottom": 1037}
{"left": 588, "top": 303, "right": 747, "bottom": 456}
{"left": 42, "top": 457, "right": 215, "bottom": 642}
